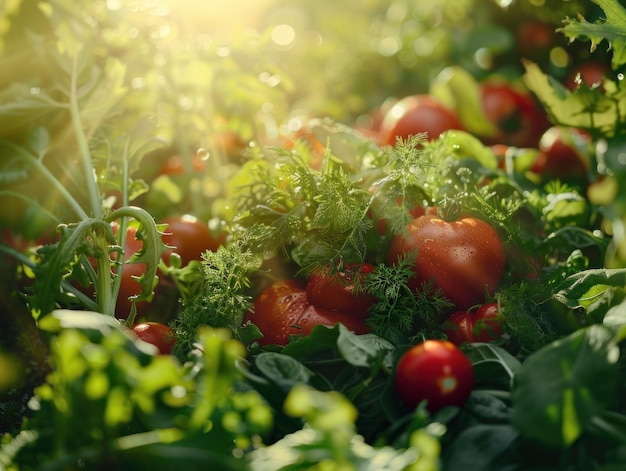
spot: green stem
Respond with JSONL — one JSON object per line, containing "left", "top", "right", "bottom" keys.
{"left": 70, "top": 54, "right": 102, "bottom": 220}
{"left": 94, "top": 226, "right": 115, "bottom": 316}
{"left": 0, "top": 143, "right": 88, "bottom": 220}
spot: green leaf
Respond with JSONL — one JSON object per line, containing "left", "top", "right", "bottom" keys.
{"left": 430, "top": 66, "right": 497, "bottom": 138}
{"left": 254, "top": 352, "right": 315, "bottom": 393}
{"left": 510, "top": 324, "right": 621, "bottom": 447}
{"left": 38, "top": 309, "right": 123, "bottom": 334}
{"left": 522, "top": 60, "right": 626, "bottom": 137}
{"left": 552, "top": 268, "right": 626, "bottom": 323}
{"left": 443, "top": 424, "right": 520, "bottom": 471}
{"left": 336, "top": 325, "right": 394, "bottom": 369}
{"left": 558, "top": 0, "right": 626, "bottom": 69}
{"left": 281, "top": 324, "right": 343, "bottom": 358}
{"left": 464, "top": 343, "right": 522, "bottom": 389}
{"left": 30, "top": 218, "right": 115, "bottom": 318}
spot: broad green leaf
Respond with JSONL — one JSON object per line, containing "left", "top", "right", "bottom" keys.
{"left": 430, "top": 66, "right": 497, "bottom": 138}
{"left": 464, "top": 343, "right": 522, "bottom": 388}
{"left": 443, "top": 424, "right": 520, "bottom": 471}
{"left": 552, "top": 268, "right": 626, "bottom": 323}
{"left": 281, "top": 323, "right": 342, "bottom": 358}
{"left": 511, "top": 324, "right": 621, "bottom": 447}
{"left": 38, "top": 309, "right": 122, "bottom": 333}
{"left": 439, "top": 129, "right": 499, "bottom": 169}
{"left": 254, "top": 352, "right": 315, "bottom": 392}
{"left": 523, "top": 60, "right": 626, "bottom": 137}
{"left": 337, "top": 325, "right": 394, "bottom": 368}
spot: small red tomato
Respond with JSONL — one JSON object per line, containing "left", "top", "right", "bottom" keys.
{"left": 378, "top": 94, "right": 464, "bottom": 147}
{"left": 443, "top": 303, "right": 503, "bottom": 345}
{"left": 531, "top": 126, "right": 591, "bottom": 181}
{"left": 387, "top": 214, "right": 505, "bottom": 310}
{"left": 161, "top": 215, "right": 226, "bottom": 266}
{"left": 442, "top": 310, "right": 475, "bottom": 346}
{"left": 564, "top": 61, "right": 610, "bottom": 91}
{"left": 306, "top": 263, "right": 376, "bottom": 317}
{"left": 245, "top": 279, "right": 370, "bottom": 346}
{"left": 479, "top": 83, "right": 549, "bottom": 148}
{"left": 158, "top": 152, "right": 207, "bottom": 176}
{"left": 395, "top": 339, "right": 474, "bottom": 411}
{"left": 471, "top": 303, "right": 503, "bottom": 343}
{"left": 132, "top": 321, "right": 175, "bottom": 354}
{"left": 515, "top": 21, "right": 556, "bottom": 60}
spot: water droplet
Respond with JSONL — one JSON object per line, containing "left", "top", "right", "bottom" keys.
{"left": 196, "top": 148, "right": 210, "bottom": 161}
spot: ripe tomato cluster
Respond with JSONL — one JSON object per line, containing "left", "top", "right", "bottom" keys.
{"left": 374, "top": 76, "right": 592, "bottom": 184}
{"left": 245, "top": 264, "right": 374, "bottom": 346}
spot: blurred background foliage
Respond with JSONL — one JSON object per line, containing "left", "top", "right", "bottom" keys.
{"left": 0, "top": 0, "right": 613, "bottom": 228}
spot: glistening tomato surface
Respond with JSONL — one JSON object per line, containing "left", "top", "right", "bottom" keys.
{"left": 378, "top": 94, "right": 464, "bottom": 147}
{"left": 245, "top": 279, "right": 369, "bottom": 346}
{"left": 305, "top": 263, "right": 376, "bottom": 317}
{"left": 387, "top": 214, "right": 505, "bottom": 310}
{"left": 132, "top": 322, "right": 175, "bottom": 355}
{"left": 443, "top": 303, "right": 503, "bottom": 345}
{"left": 395, "top": 339, "right": 474, "bottom": 411}
{"left": 531, "top": 126, "right": 591, "bottom": 181}
{"left": 161, "top": 215, "right": 225, "bottom": 266}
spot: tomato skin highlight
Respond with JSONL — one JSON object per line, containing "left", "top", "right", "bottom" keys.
{"left": 395, "top": 339, "right": 474, "bottom": 411}
{"left": 132, "top": 322, "right": 175, "bottom": 355}
{"left": 246, "top": 279, "right": 370, "bottom": 346}
{"left": 305, "top": 263, "right": 376, "bottom": 317}
{"left": 471, "top": 303, "right": 503, "bottom": 343}
{"left": 387, "top": 215, "right": 505, "bottom": 310}
{"left": 443, "top": 303, "right": 503, "bottom": 345}
{"left": 443, "top": 310, "right": 475, "bottom": 346}
{"left": 531, "top": 126, "right": 591, "bottom": 181}
{"left": 378, "top": 94, "right": 464, "bottom": 147}
{"left": 161, "top": 215, "right": 225, "bottom": 266}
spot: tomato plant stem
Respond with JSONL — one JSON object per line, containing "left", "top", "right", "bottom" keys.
{"left": 70, "top": 54, "right": 102, "bottom": 220}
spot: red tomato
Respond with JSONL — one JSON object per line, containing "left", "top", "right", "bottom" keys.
{"left": 387, "top": 214, "right": 505, "bottom": 310}
{"left": 531, "top": 126, "right": 591, "bottom": 181}
{"left": 443, "top": 303, "right": 503, "bottom": 345}
{"left": 161, "top": 215, "right": 226, "bottom": 266}
{"left": 378, "top": 95, "right": 464, "bottom": 147}
{"left": 132, "top": 321, "right": 175, "bottom": 355}
{"left": 471, "top": 303, "right": 503, "bottom": 342}
{"left": 442, "top": 310, "right": 475, "bottom": 346}
{"left": 395, "top": 339, "right": 474, "bottom": 411}
{"left": 158, "top": 152, "right": 207, "bottom": 176}
{"left": 479, "top": 83, "right": 549, "bottom": 148}
{"left": 515, "top": 21, "right": 555, "bottom": 60}
{"left": 245, "top": 279, "right": 370, "bottom": 346}
{"left": 564, "top": 61, "right": 610, "bottom": 91}
{"left": 306, "top": 263, "right": 376, "bottom": 317}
